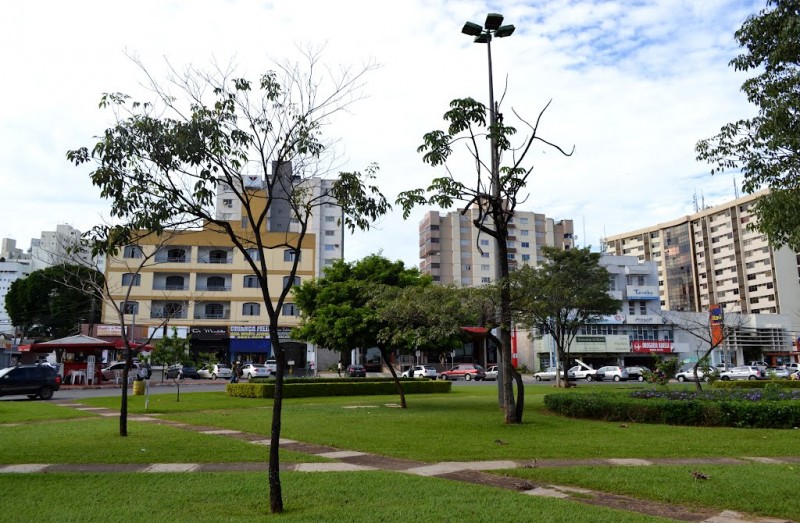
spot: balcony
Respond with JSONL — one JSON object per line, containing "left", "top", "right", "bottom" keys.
{"left": 196, "top": 284, "right": 231, "bottom": 292}
{"left": 152, "top": 283, "right": 189, "bottom": 291}
{"left": 197, "top": 256, "right": 232, "bottom": 264}
{"left": 150, "top": 309, "right": 188, "bottom": 319}
{"left": 193, "top": 311, "right": 231, "bottom": 320}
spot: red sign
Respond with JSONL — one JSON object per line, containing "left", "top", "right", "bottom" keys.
{"left": 631, "top": 340, "right": 673, "bottom": 353}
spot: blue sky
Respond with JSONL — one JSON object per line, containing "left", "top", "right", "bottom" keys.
{"left": 0, "top": 0, "right": 763, "bottom": 267}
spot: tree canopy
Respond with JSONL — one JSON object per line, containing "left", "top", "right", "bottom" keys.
{"left": 510, "top": 247, "right": 620, "bottom": 385}
{"left": 696, "top": 0, "right": 800, "bottom": 250}
{"left": 5, "top": 264, "right": 103, "bottom": 338}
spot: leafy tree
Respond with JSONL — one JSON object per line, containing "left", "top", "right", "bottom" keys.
{"left": 510, "top": 247, "right": 620, "bottom": 387}
{"left": 292, "top": 254, "right": 430, "bottom": 407}
{"left": 696, "top": 0, "right": 800, "bottom": 250}
{"left": 5, "top": 264, "right": 103, "bottom": 339}
{"left": 151, "top": 327, "right": 190, "bottom": 400}
{"left": 397, "top": 96, "right": 573, "bottom": 424}
{"left": 67, "top": 52, "right": 389, "bottom": 513}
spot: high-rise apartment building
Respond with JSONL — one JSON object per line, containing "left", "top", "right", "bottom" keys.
{"left": 419, "top": 208, "right": 575, "bottom": 284}
{"left": 603, "top": 190, "right": 800, "bottom": 315}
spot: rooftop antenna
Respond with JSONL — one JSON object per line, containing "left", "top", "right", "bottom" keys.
{"left": 693, "top": 191, "right": 699, "bottom": 212}
{"left": 733, "top": 176, "right": 739, "bottom": 199}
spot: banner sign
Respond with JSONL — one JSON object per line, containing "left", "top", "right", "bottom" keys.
{"left": 631, "top": 340, "right": 673, "bottom": 353}
{"left": 190, "top": 326, "right": 228, "bottom": 340}
{"left": 230, "top": 325, "right": 270, "bottom": 339}
{"left": 709, "top": 304, "right": 724, "bottom": 346}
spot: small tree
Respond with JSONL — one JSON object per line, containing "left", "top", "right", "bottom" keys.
{"left": 510, "top": 247, "right": 620, "bottom": 387}
{"left": 397, "top": 97, "right": 574, "bottom": 424}
{"left": 67, "top": 52, "right": 389, "bottom": 513}
{"left": 292, "top": 254, "right": 430, "bottom": 408}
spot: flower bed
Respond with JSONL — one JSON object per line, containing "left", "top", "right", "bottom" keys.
{"left": 544, "top": 388, "right": 800, "bottom": 429}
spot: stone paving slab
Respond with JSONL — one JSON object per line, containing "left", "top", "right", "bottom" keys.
{"left": 405, "top": 460, "right": 517, "bottom": 476}
{"left": 607, "top": 458, "right": 653, "bottom": 466}
{"left": 143, "top": 463, "right": 199, "bottom": 473}
{"left": 294, "top": 463, "right": 376, "bottom": 472}
{"left": 316, "top": 450, "right": 366, "bottom": 459}
{"left": 0, "top": 464, "right": 49, "bottom": 473}
{"left": 742, "top": 457, "right": 787, "bottom": 464}
{"left": 200, "top": 429, "right": 242, "bottom": 435}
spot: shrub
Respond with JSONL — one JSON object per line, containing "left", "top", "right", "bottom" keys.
{"left": 227, "top": 379, "right": 451, "bottom": 399}
{"left": 713, "top": 380, "right": 800, "bottom": 389}
{"left": 543, "top": 389, "right": 800, "bottom": 429}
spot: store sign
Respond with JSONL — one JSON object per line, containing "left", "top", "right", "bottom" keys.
{"left": 631, "top": 340, "right": 673, "bottom": 353}
{"left": 96, "top": 325, "right": 123, "bottom": 336}
{"left": 627, "top": 315, "right": 661, "bottom": 324}
{"left": 575, "top": 335, "right": 630, "bottom": 353}
{"left": 626, "top": 285, "right": 659, "bottom": 300}
{"left": 230, "top": 325, "right": 270, "bottom": 339}
{"left": 190, "top": 326, "right": 228, "bottom": 340}
{"left": 595, "top": 314, "right": 626, "bottom": 324}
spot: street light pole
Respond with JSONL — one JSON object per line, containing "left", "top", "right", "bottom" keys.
{"left": 462, "top": 13, "right": 516, "bottom": 408}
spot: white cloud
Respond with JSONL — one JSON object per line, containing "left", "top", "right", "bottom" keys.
{"left": 0, "top": 0, "right": 764, "bottom": 266}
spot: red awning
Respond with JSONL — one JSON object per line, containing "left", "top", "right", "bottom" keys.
{"left": 112, "top": 339, "right": 155, "bottom": 351}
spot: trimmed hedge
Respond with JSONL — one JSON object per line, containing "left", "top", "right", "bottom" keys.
{"left": 543, "top": 391, "right": 800, "bottom": 429}
{"left": 713, "top": 379, "right": 800, "bottom": 389}
{"left": 227, "top": 379, "right": 451, "bottom": 399}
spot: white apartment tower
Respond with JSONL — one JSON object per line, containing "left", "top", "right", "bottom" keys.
{"left": 603, "top": 191, "right": 800, "bottom": 315}
{"left": 419, "top": 208, "right": 575, "bottom": 284}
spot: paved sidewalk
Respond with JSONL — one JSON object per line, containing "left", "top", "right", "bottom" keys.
{"left": 1, "top": 399, "right": 790, "bottom": 523}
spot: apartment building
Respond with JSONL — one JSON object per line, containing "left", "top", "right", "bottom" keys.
{"left": 419, "top": 208, "right": 575, "bottom": 284}
{"left": 603, "top": 191, "right": 800, "bottom": 316}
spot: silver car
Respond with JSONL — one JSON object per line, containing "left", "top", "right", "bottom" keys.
{"left": 719, "top": 366, "right": 765, "bottom": 381}
{"left": 197, "top": 363, "right": 233, "bottom": 380}
{"left": 240, "top": 363, "right": 270, "bottom": 379}
{"left": 533, "top": 366, "right": 560, "bottom": 381}
{"left": 401, "top": 365, "right": 438, "bottom": 379}
{"left": 594, "top": 366, "right": 629, "bottom": 382}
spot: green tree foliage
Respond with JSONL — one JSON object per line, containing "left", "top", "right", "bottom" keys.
{"left": 696, "top": 0, "right": 800, "bottom": 250}
{"left": 397, "top": 97, "right": 573, "bottom": 424}
{"left": 5, "top": 264, "right": 103, "bottom": 338}
{"left": 66, "top": 52, "right": 389, "bottom": 514}
{"left": 292, "top": 254, "right": 431, "bottom": 407}
{"left": 510, "top": 247, "right": 620, "bottom": 386}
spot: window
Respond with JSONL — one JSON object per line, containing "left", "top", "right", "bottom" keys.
{"left": 324, "top": 258, "right": 335, "bottom": 266}
{"left": 480, "top": 277, "right": 491, "bottom": 283}
{"left": 521, "top": 242, "right": 530, "bottom": 248}
{"left": 123, "top": 245, "right": 142, "bottom": 259}
{"left": 462, "top": 264, "right": 471, "bottom": 271}
{"left": 480, "top": 239, "right": 489, "bottom": 246}
{"left": 325, "top": 230, "right": 335, "bottom": 236}
{"left": 121, "top": 273, "right": 140, "bottom": 286}
{"left": 283, "top": 249, "right": 301, "bottom": 262}
{"left": 283, "top": 276, "right": 301, "bottom": 287}
{"left": 521, "top": 230, "right": 529, "bottom": 236}
{"left": 223, "top": 199, "right": 233, "bottom": 208}
{"left": 242, "top": 302, "right": 260, "bottom": 316}
{"left": 481, "top": 264, "right": 490, "bottom": 271}
{"left": 122, "top": 301, "right": 138, "bottom": 315}
{"left": 245, "top": 249, "right": 260, "bottom": 261}
{"left": 204, "top": 303, "right": 225, "bottom": 319}
{"left": 206, "top": 276, "right": 226, "bottom": 290}
{"left": 325, "top": 244, "right": 336, "bottom": 251}
{"left": 243, "top": 275, "right": 259, "bottom": 288}
{"left": 325, "top": 216, "right": 335, "bottom": 223}
{"left": 521, "top": 254, "right": 530, "bottom": 262}
{"left": 481, "top": 253, "right": 490, "bottom": 258}
{"left": 460, "top": 240, "right": 469, "bottom": 246}
{"left": 208, "top": 249, "right": 228, "bottom": 263}
{"left": 628, "top": 302, "right": 635, "bottom": 315}
{"left": 241, "top": 218, "right": 248, "bottom": 230}
{"left": 639, "top": 301, "right": 647, "bottom": 314}
{"left": 167, "top": 248, "right": 186, "bottom": 262}
{"left": 282, "top": 303, "right": 300, "bottom": 316}
{"left": 519, "top": 217, "right": 529, "bottom": 224}
{"left": 165, "top": 275, "right": 185, "bottom": 290}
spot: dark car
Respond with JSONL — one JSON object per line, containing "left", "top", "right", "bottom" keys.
{"left": 166, "top": 364, "right": 200, "bottom": 379}
{"left": 346, "top": 364, "right": 366, "bottom": 377}
{"left": 0, "top": 364, "right": 61, "bottom": 400}
{"left": 438, "top": 363, "right": 486, "bottom": 381}
{"left": 626, "top": 366, "right": 650, "bottom": 382}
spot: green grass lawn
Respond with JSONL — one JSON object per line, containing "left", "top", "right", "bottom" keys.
{"left": 7, "top": 384, "right": 799, "bottom": 521}
{"left": 78, "top": 385, "right": 800, "bottom": 463}
{"left": 497, "top": 462, "right": 800, "bottom": 521}
{"left": 0, "top": 471, "right": 673, "bottom": 522}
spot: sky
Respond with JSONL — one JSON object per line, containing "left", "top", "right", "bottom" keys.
{"left": 0, "top": 0, "right": 764, "bottom": 268}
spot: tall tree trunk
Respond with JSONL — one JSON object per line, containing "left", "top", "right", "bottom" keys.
{"left": 120, "top": 346, "right": 131, "bottom": 436}
{"left": 268, "top": 343, "right": 285, "bottom": 513}
{"left": 380, "top": 347, "right": 406, "bottom": 409}
{"left": 512, "top": 368, "right": 525, "bottom": 422}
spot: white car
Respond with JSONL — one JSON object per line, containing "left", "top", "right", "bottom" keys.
{"left": 719, "top": 366, "right": 765, "bottom": 381}
{"left": 484, "top": 366, "right": 499, "bottom": 381}
{"left": 197, "top": 363, "right": 233, "bottom": 380}
{"left": 675, "top": 368, "right": 713, "bottom": 382}
{"left": 401, "top": 365, "right": 438, "bottom": 379}
{"left": 265, "top": 360, "right": 278, "bottom": 373}
{"left": 594, "top": 366, "right": 629, "bottom": 382}
{"left": 568, "top": 365, "right": 595, "bottom": 381}
{"left": 533, "top": 367, "right": 561, "bottom": 381}
{"left": 240, "top": 363, "right": 270, "bottom": 379}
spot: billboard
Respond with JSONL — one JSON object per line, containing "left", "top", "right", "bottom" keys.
{"left": 709, "top": 304, "right": 724, "bottom": 346}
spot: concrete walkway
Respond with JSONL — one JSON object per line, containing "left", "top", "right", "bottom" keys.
{"left": 0, "top": 399, "right": 791, "bottom": 523}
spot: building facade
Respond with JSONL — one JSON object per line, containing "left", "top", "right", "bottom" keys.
{"left": 419, "top": 208, "right": 575, "bottom": 283}
{"left": 602, "top": 191, "right": 800, "bottom": 316}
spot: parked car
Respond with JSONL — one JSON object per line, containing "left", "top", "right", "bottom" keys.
{"left": 766, "top": 367, "right": 791, "bottom": 379}
{"left": 197, "top": 364, "right": 233, "bottom": 380}
{"left": 625, "top": 366, "right": 650, "bottom": 382}
{"left": 748, "top": 361, "right": 769, "bottom": 369}
{"left": 533, "top": 366, "right": 561, "bottom": 381}
{"left": 438, "top": 363, "right": 486, "bottom": 381}
{"left": 719, "top": 366, "right": 765, "bottom": 381}
{"left": 401, "top": 365, "right": 438, "bottom": 379}
{"left": 265, "top": 360, "right": 278, "bottom": 373}
{"left": 784, "top": 363, "right": 800, "bottom": 372}
{"left": 165, "top": 364, "right": 199, "bottom": 380}
{"left": 240, "top": 363, "right": 270, "bottom": 379}
{"left": 0, "top": 364, "right": 61, "bottom": 400}
{"left": 101, "top": 361, "right": 150, "bottom": 381}
{"left": 593, "top": 366, "right": 629, "bottom": 382}
{"left": 675, "top": 368, "right": 713, "bottom": 382}
{"left": 568, "top": 364, "right": 595, "bottom": 381}
{"left": 484, "top": 366, "right": 499, "bottom": 381}
{"left": 346, "top": 364, "right": 366, "bottom": 377}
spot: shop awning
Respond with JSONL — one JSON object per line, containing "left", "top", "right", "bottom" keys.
{"left": 22, "top": 335, "right": 114, "bottom": 353}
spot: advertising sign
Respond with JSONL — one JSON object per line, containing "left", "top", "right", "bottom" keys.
{"left": 631, "top": 340, "right": 673, "bottom": 353}
{"left": 626, "top": 285, "right": 660, "bottom": 300}
{"left": 709, "top": 304, "right": 724, "bottom": 346}
{"left": 230, "top": 325, "right": 270, "bottom": 339}
{"left": 189, "top": 326, "right": 228, "bottom": 340}
{"left": 96, "top": 325, "right": 123, "bottom": 337}
{"left": 627, "top": 315, "right": 661, "bottom": 324}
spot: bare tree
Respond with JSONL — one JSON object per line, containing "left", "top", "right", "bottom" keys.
{"left": 67, "top": 50, "right": 390, "bottom": 513}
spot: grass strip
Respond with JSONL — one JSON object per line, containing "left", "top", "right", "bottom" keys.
{"left": 0, "top": 471, "right": 673, "bottom": 522}
{"left": 0, "top": 400, "right": 93, "bottom": 423}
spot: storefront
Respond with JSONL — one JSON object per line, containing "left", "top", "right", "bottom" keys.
{"left": 229, "top": 325, "right": 271, "bottom": 363}
{"left": 189, "top": 326, "right": 228, "bottom": 362}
